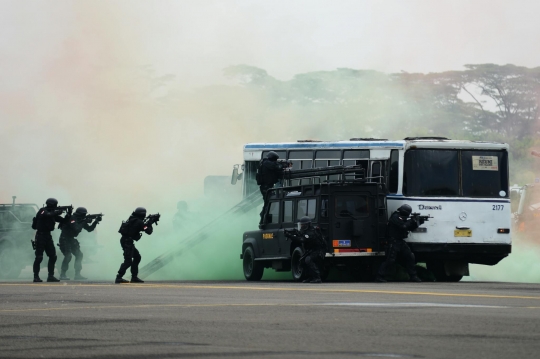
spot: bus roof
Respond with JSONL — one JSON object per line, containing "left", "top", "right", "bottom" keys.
{"left": 244, "top": 139, "right": 509, "bottom": 151}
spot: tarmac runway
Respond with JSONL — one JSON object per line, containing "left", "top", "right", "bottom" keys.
{"left": 1, "top": 280, "right": 540, "bottom": 359}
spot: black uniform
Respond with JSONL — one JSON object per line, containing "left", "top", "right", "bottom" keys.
{"left": 116, "top": 216, "right": 153, "bottom": 280}
{"left": 258, "top": 158, "right": 287, "bottom": 222}
{"left": 58, "top": 215, "right": 99, "bottom": 278}
{"left": 258, "top": 158, "right": 287, "bottom": 196}
{"left": 377, "top": 211, "right": 420, "bottom": 281}
{"left": 33, "top": 208, "right": 63, "bottom": 278}
{"left": 289, "top": 226, "right": 326, "bottom": 283}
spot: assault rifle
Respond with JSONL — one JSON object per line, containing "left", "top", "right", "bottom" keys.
{"left": 284, "top": 229, "right": 310, "bottom": 264}
{"left": 277, "top": 159, "right": 293, "bottom": 169}
{"left": 144, "top": 213, "right": 161, "bottom": 226}
{"left": 284, "top": 228, "right": 301, "bottom": 240}
{"left": 410, "top": 212, "right": 433, "bottom": 223}
{"left": 56, "top": 205, "right": 73, "bottom": 213}
{"left": 85, "top": 213, "right": 104, "bottom": 222}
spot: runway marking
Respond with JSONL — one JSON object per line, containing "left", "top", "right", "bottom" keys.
{"left": 0, "top": 302, "right": 511, "bottom": 313}
{"left": 1, "top": 282, "right": 540, "bottom": 301}
{"left": 318, "top": 302, "right": 508, "bottom": 308}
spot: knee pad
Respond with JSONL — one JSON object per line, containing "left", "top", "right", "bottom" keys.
{"left": 304, "top": 256, "right": 312, "bottom": 265}
{"left": 35, "top": 255, "right": 44, "bottom": 262}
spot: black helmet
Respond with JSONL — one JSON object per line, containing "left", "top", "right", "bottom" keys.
{"left": 298, "top": 216, "right": 312, "bottom": 231}
{"left": 398, "top": 204, "right": 412, "bottom": 217}
{"left": 45, "top": 198, "right": 58, "bottom": 208}
{"left": 74, "top": 207, "right": 87, "bottom": 218}
{"left": 267, "top": 151, "right": 279, "bottom": 161}
{"left": 133, "top": 207, "right": 147, "bottom": 219}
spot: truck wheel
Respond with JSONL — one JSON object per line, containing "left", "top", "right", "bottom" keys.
{"left": 243, "top": 246, "right": 263, "bottom": 281}
{"left": 0, "top": 240, "right": 23, "bottom": 279}
{"left": 291, "top": 247, "right": 306, "bottom": 282}
{"left": 427, "top": 261, "right": 463, "bottom": 282}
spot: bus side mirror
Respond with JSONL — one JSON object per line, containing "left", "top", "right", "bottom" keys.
{"left": 231, "top": 164, "right": 241, "bottom": 185}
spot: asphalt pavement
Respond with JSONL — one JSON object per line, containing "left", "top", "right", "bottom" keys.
{"left": 1, "top": 280, "right": 540, "bottom": 359}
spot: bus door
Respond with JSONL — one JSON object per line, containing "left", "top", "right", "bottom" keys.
{"left": 331, "top": 193, "right": 376, "bottom": 252}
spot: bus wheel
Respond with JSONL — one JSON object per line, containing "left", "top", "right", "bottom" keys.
{"left": 0, "top": 240, "right": 22, "bottom": 279}
{"left": 291, "top": 247, "right": 306, "bottom": 282}
{"left": 427, "top": 261, "right": 463, "bottom": 282}
{"left": 243, "top": 246, "right": 263, "bottom": 281}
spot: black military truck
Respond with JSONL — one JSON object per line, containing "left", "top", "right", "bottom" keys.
{"left": 0, "top": 197, "right": 39, "bottom": 279}
{"left": 241, "top": 165, "right": 388, "bottom": 281}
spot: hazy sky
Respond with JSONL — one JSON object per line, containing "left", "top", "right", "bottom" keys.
{"left": 2, "top": 0, "right": 540, "bottom": 88}
{"left": 1, "top": 0, "right": 539, "bottom": 205}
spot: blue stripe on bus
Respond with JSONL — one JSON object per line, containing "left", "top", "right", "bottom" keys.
{"left": 244, "top": 142, "right": 404, "bottom": 150}
{"left": 387, "top": 196, "right": 510, "bottom": 203}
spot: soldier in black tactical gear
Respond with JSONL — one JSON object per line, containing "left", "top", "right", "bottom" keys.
{"left": 376, "top": 204, "right": 423, "bottom": 283}
{"left": 115, "top": 207, "right": 154, "bottom": 284}
{"left": 257, "top": 151, "right": 290, "bottom": 223}
{"left": 31, "top": 198, "right": 67, "bottom": 283}
{"left": 286, "top": 216, "right": 326, "bottom": 283}
{"left": 58, "top": 207, "right": 101, "bottom": 280}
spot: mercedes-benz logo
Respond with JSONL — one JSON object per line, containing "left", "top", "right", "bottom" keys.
{"left": 459, "top": 212, "right": 467, "bottom": 221}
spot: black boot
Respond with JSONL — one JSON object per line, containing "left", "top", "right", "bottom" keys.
{"left": 310, "top": 278, "right": 322, "bottom": 283}
{"left": 59, "top": 272, "right": 70, "bottom": 280}
{"left": 33, "top": 275, "right": 42, "bottom": 283}
{"left": 115, "top": 276, "right": 129, "bottom": 284}
{"left": 74, "top": 272, "right": 87, "bottom": 280}
{"left": 47, "top": 275, "right": 60, "bottom": 282}
{"left": 131, "top": 277, "right": 144, "bottom": 283}
{"left": 410, "top": 276, "right": 422, "bottom": 282}
{"left": 375, "top": 275, "right": 387, "bottom": 283}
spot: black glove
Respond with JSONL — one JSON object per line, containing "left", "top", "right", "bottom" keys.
{"left": 54, "top": 210, "right": 63, "bottom": 216}
{"left": 67, "top": 207, "right": 73, "bottom": 215}
{"left": 95, "top": 217, "right": 102, "bottom": 223}
{"left": 418, "top": 218, "right": 425, "bottom": 225}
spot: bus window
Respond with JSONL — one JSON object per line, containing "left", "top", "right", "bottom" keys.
{"left": 262, "top": 151, "right": 286, "bottom": 160}
{"left": 335, "top": 196, "right": 369, "bottom": 218}
{"left": 343, "top": 150, "right": 369, "bottom": 180}
{"left": 315, "top": 150, "right": 341, "bottom": 182}
{"left": 297, "top": 199, "right": 317, "bottom": 220}
{"left": 289, "top": 151, "right": 313, "bottom": 185}
{"left": 268, "top": 202, "right": 280, "bottom": 224}
{"left": 388, "top": 149, "right": 399, "bottom": 193}
{"left": 283, "top": 201, "right": 293, "bottom": 223}
{"left": 404, "top": 150, "right": 459, "bottom": 196}
{"left": 462, "top": 150, "right": 509, "bottom": 198}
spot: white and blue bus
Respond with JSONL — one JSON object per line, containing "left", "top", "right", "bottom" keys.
{"left": 238, "top": 137, "right": 511, "bottom": 281}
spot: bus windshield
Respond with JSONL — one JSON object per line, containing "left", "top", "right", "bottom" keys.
{"left": 404, "top": 149, "right": 508, "bottom": 198}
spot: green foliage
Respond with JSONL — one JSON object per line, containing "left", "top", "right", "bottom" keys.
{"left": 222, "top": 63, "right": 540, "bottom": 159}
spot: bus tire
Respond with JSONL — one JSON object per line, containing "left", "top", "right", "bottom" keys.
{"left": 291, "top": 247, "right": 306, "bottom": 282}
{"left": 427, "top": 261, "right": 463, "bottom": 282}
{"left": 243, "top": 246, "right": 263, "bottom": 281}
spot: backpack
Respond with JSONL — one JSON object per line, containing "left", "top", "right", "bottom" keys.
{"left": 31, "top": 216, "right": 37, "bottom": 230}
{"left": 118, "top": 219, "right": 130, "bottom": 236}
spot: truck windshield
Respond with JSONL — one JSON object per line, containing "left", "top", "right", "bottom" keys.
{"left": 404, "top": 149, "right": 509, "bottom": 198}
